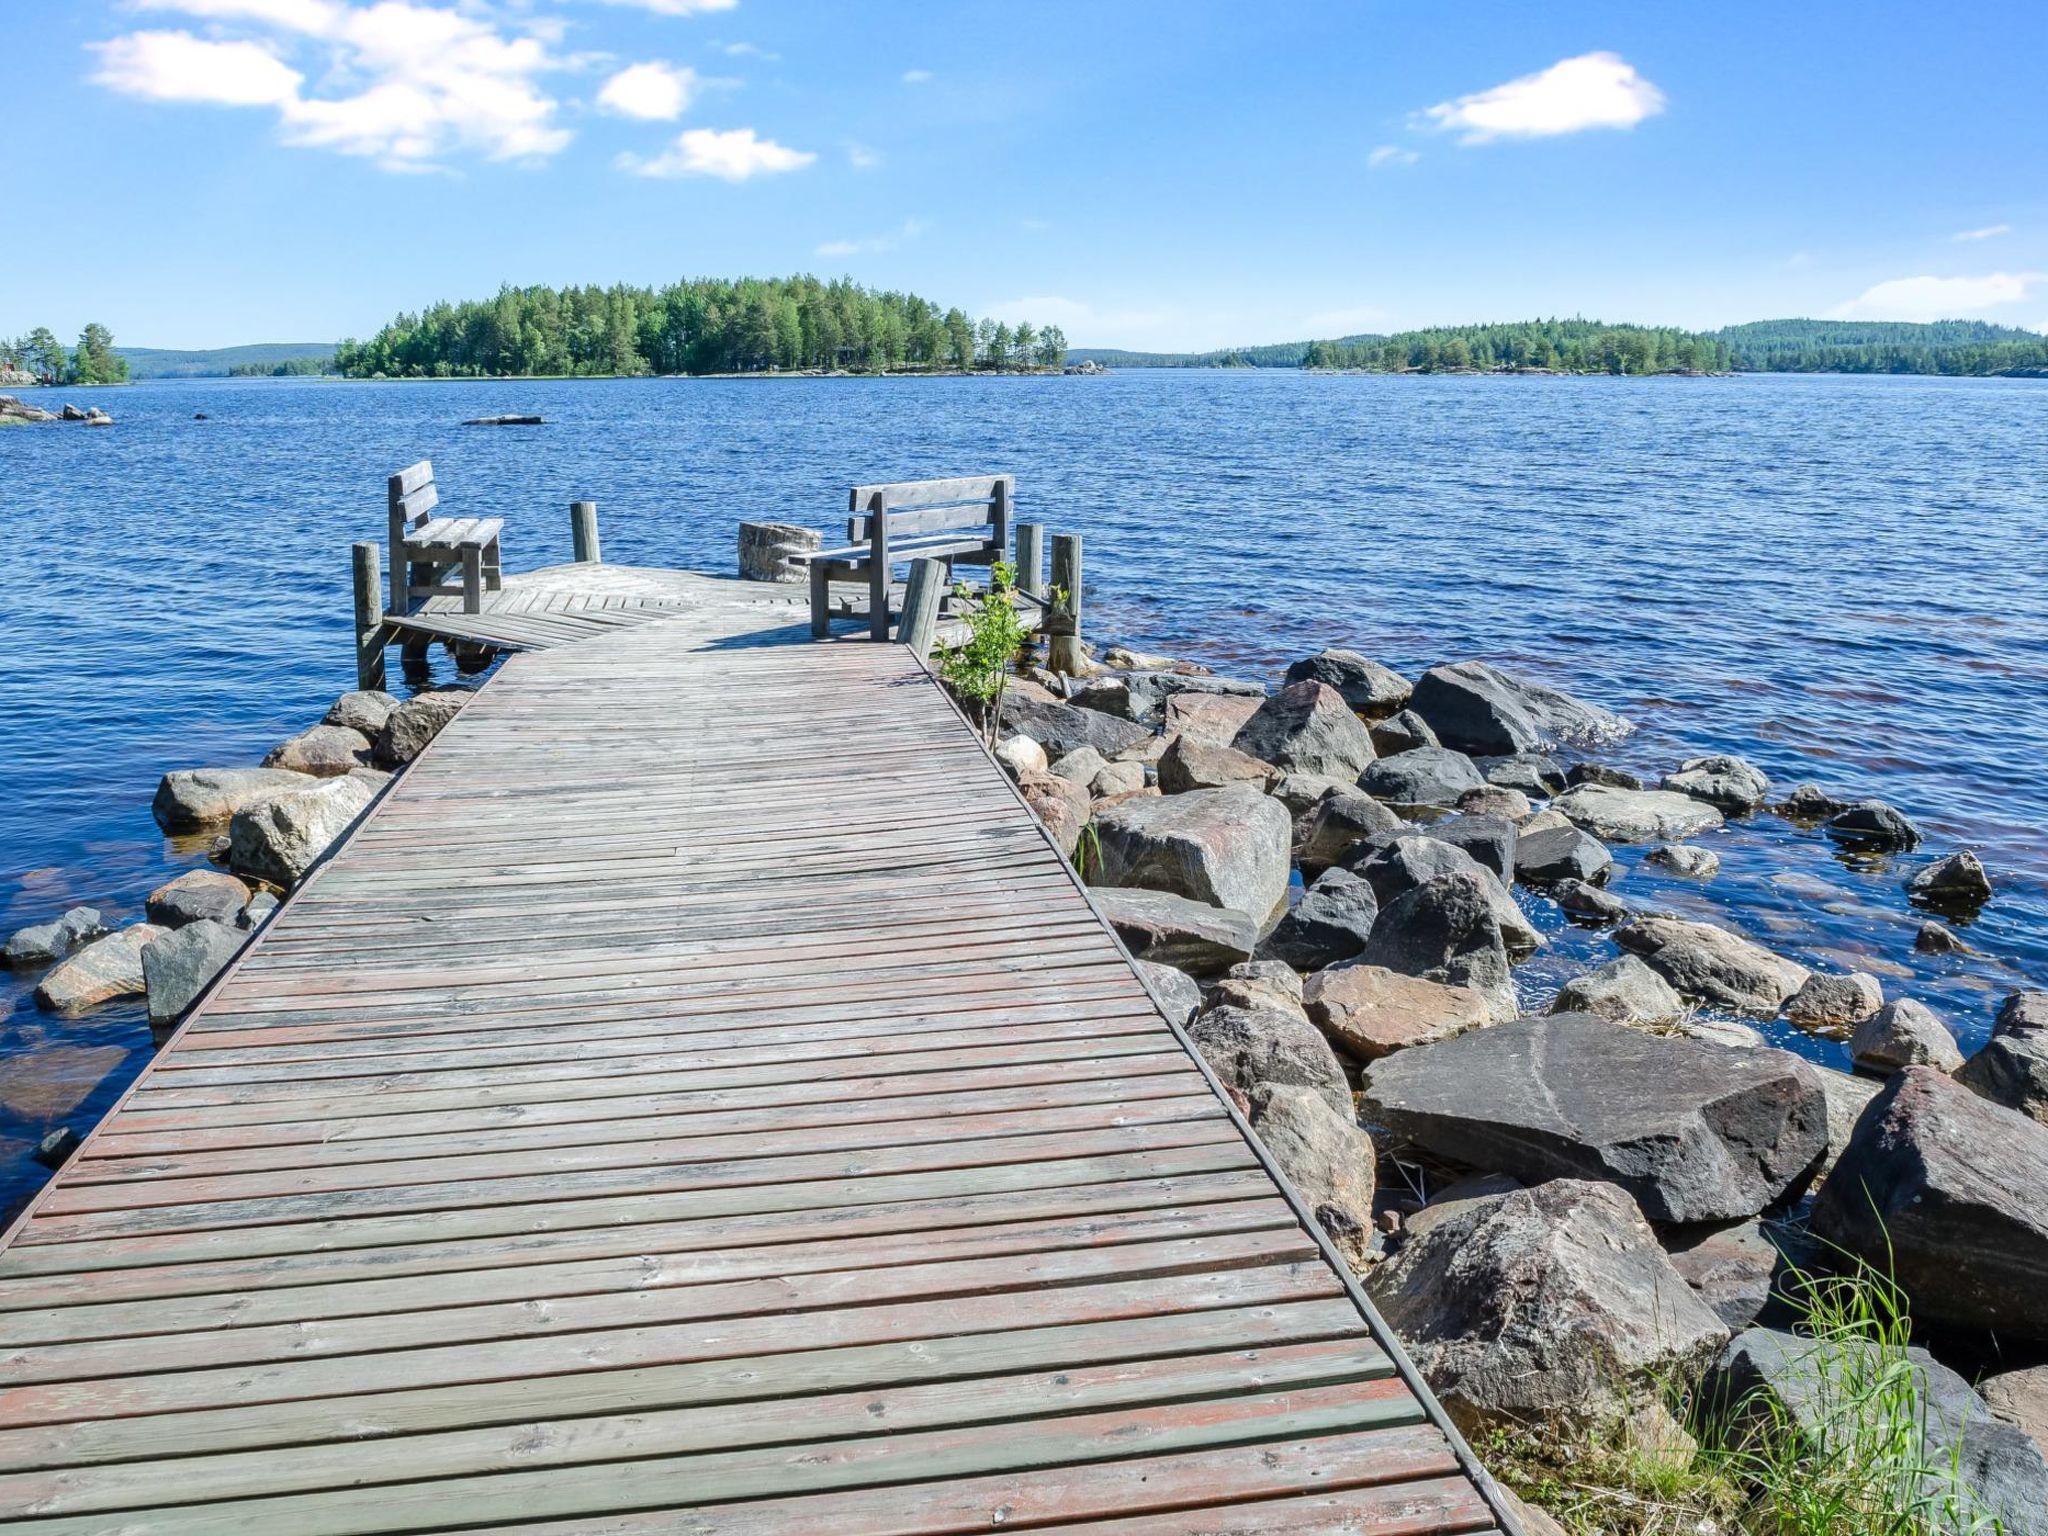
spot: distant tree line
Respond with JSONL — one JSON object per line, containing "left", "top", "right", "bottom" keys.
{"left": 1, "top": 325, "right": 129, "bottom": 385}
{"left": 228, "top": 356, "right": 332, "bottom": 377}
{"left": 331, "top": 277, "right": 1067, "bottom": 379}
{"left": 1714, "top": 319, "right": 2048, "bottom": 375}
{"left": 1301, "top": 320, "right": 1732, "bottom": 374}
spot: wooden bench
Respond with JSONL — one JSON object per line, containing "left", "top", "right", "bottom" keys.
{"left": 805, "top": 475, "right": 1014, "bottom": 640}
{"left": 388, "top": 459, "right": 503, "bottom": 615}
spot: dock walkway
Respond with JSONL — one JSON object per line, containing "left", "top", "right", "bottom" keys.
{"left": 0, "top": 576, "right": 1515, "bottom": 1534}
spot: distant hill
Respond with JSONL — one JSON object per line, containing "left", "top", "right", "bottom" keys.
{"left": 117, "top": 343, "right": 336, "bottom": 379}
{"left": 1068, "top": 334, "right": 1381, "bottom": 369}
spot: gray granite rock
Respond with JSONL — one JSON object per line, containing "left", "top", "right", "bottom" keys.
{"left": 229, "top": 775, "right": 378, "bottom": 888}
{"left": 1358, "top": 746, "right": 1485, "bottom": 808}
{"left": 1350, "top": 836, "right": 1540, "bottom": 959}
{"left": 1133, "top": 960, "right": 1203, "bottom": 1025}
{"left": 144, "top": 869, "right": 251, "bottom": 929}
{"left": 1409, "top": 661, "right": 1627, "bottom": 757}
{"left": 1282, "top": 650, "right": 1411, "bottom": 716}
{"left": 34, "top": 923, "right": 169, "bottom": 1014}
{"left": 1849, "top": 997, "right": 1963, "bottom": 1075}
{"left": 1549, "top": 954, "right": 1685, "bottom": 1028}
{"left": 1091, "top": 784, "right": 1293, "bottom": 921}
{"left": 1552, "top": 877, "right": 1629, "bottom": 923}
{"left": 3, "top": 906, "right": 108, "bottom": 969}
{"left": 1155, "top": 736, "right": 1277, "bottom": 795}
{"left": 1230, "top": 680, "right": 1377, "bottom": 781}
{"left": 1016, "top": 771, "right": 1090, "bottom": 857}
{"left": 1513, "top": 822, "right": 1614, "bottom": 886}
{"left": 1826, "top": 799, "right": 1921, "bottom": 851}
{"left": 1249, "top": 1083, "right": 1376, "bottom": 1270}
{"left": 1188, "top": 1002, "right": 1350, "bottom": 1117}
{"left": 1905, "top": 849, "right": 1993, "bottom": 909}
{"left": 1304, "top": 963, "right": 1492, "bottom": 1061}
{"left": 1094, "top": 887, "right": 1257, "bottom": 976}
{"left": 263, "top": 723, "right": 374, "bottom": 778}
{"left": 1358, "top": 874, "right": 1517, "bottom": 1022}
{"left": 1260, "top": 868, "right": 1379, "bottom": 972}
{"left": 142, "top": 918, "right": 243, "bottom": 1025}
{"left": 1481, "top": 752, "right": 1566, "bottom": 796}
{"left": 1616, "top": 916, "right": 1811, "bottom": 1016}
{"left": 374, "top": 688, "right": 471, "bottom": 768}
{"left": 323, "top": 688, "right": 400, "bottom": 735}
{"left": 1784, "top": 971, "right": 1884, "bottom": 1033}
{"left": 1646, "top": 843, "right": 1720, "bottom": 878}
{"left": 1957, "top": 991, "right": 2048, "bottom": 1124}
{"left": 1661, "top": 754, "right": 1771, "bottom": 814}
{"left": 1551, "top": 783, "right": 1725, "bottom": 843}
{"left": 151, "top": 766, "right": 319, "bottom": 833}
{"left": 1291, "top": 787, "right": 1400, "bottom": 879}
{"left": 1368, "top": 709, "right": 1438, "bottom": 756}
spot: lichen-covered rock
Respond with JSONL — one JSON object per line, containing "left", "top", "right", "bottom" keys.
{"left": 1408, "top": 661, "right": 1628, "bottom": 756}
{"left": 1550, "top": 954, "right": 1685, "bottom": 1028}
{"left": 228, "top": 775, "right": 378, "bottom": 888}
{"left": 1016, "top": 771, "right": 1091, "bottom": 857}
{"left": 1849, "top": 998, "right": 1963, "bottom": 1075}
{"left": 1304, "top": 963, "right": 1491, "bottom": 1061}
{"left": 1282, "top": 650, "right": 1411, "bottom": 717}
{"left": 1093, "top": 887, "right": 1256, "bottom": 976}
{"left": 1660, "top": 754, "right": 1771, "bottom": 814}
{"left": 144, "top": 869, "right": 251, "bottom": 929}
{"left": 1249, "top": 1084, "right": 1376, "bottom": 1270}
{"left": 1229, "top": 680, "right": 1377, "bottom": 780}
{"left": 1813, "top": 1067, "right": 2048, "bottom": 1339}
{"left": 1187, "top": 1002, "right": 1350, "bottom": 1117}
{"left": 1369, "top": 1179, "right": 1727, "bottom": 1435}
{"left": 1358, "top": 746, "right": 1486, "bottom": 808}
{"left": 1090, "top": 783, "right": 1292, "bottom": 921}
{"left": 374, "top": 689, "right": 472, "bottom": 767}
{"left": 1784, "top": 971, "right": 1884, "bottom": 1033}
{"left": 142, "top": 918, "right": 244, "bottom": 1025}
{"left": 1958, "top": 991, "right": 2048, "bottom": 1124}
{"left": 1551, "top": 783, "right": 1725, "bottom": 843}
{"left": 1259, "top": 868, "right": 1379, "bottom": 971}
{"left": 34, "top": 924, "right": 169, "bottom": 1014}
{"left": 323, "top": 689, "right": 401, "bottom": 735}
{"left": 1616, "top": 916, "right": 1810, "bottom": 1016}
{"left": 3, "top": 906, "right": 107, "bottom": 969}
{"left": 1362, "top": 1013, "right": 1830, "bottom": 1223}
{"left": 151, "top": 767, "right": 319, "bottom": 833}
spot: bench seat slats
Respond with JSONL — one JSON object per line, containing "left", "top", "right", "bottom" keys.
{"left": 408, "top": 516, "right": 505, "bottom": 551}
{"left": 806, "top": 532, "right": 991, "bottom": 567}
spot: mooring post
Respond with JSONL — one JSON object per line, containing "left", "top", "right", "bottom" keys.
{"left": 571, "top": 500, "right": 601, "bottom": 563}
{"left": 1014, "top": 521, "right": 1046, "bottom": 598}
{"left": 1049, "top": 532, "right": 1084, "bottom": 674}
{"left": 898, "top": 558, "right": 945, "bottom": 661}
{"left": 351, "top": 541, "right": 386, "bottom": 691}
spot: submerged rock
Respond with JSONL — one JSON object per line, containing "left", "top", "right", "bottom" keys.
{"left": 3, "top": 906, "right": 108, "bottom": 969}
{"left": 1551, "top": 783, "right": 1725, "bottom": 843}
{"left": 1358, "top": 747, "right": 1485, "bottom": 808}
{"left": 152, "top": 766, "right": 318, "bottom": 833}
{"left": 1230, "top": 680, "right": 1377, "bottom": 780}
{"left": 1849, "top": 998, "right": 1963, "bottom": 1075}
{"left": 144, "top": 869, "right": 251, "bottom": 929}
{"left": 142, "top": 918, "right": 244, "bottom": 1025}
{"left": 1825, "top": 799, "right": 1921, "bottom": 851}
{"left": 1282, "top": 650, "right": 1411, "bottom": 716}
{"left": 1957, "top": 991, "right": 2048, "bottom": 1124}
{"left": 1616, "top": 916, "right": 1810, "bottom": 1016}
{"left": 1905, "top": 849, "right": 1993, "bottom": 909}
{"left": 1646, "top": 843, "right": 1720, "bottom": 878}
{"left": 1408, "top": 661, "right": 1627, "bottom": 756}
{"left": 1916, "top": 919, "right": 1976, "bottom": 955}
{"left": 1660, "top": 754, "right": 1771, "bottom": 814}
{"left": 34, "top": 923, "right": 169, "bottom": 1014}
{"left": 1369, "top": 1178, "right": 1727, "bottom": 1436}
{"left": 1248, "top": 1083, "right": 1376, "bottom": 1270}
{"left": 229, "top": 775, "right": 378, "bottom": 888}
{"left": 1094, "top": 887, "right": 1256, "bottom": 976}
{"left": 1304, "top": 962, "right": 1492, "bottom": 1061}
{"left": 1090, "top": 783, "right": 1292, "bottom": 921}
{"left": 1362, "top": 1013, "right": 1828, "bottom": 1223}
{"left": 0, "top": 1043, "right": 127, "bottom": 1122}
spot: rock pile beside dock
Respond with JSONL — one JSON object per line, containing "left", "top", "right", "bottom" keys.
{"left": 983, "top": 641, "right": 2047, "bottom": 1524}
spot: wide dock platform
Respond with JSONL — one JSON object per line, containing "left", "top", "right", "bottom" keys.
{"left": 0, "top": 575, "right": 1513, "bottom": 1533}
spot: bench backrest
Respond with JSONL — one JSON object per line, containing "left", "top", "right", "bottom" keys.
{"left": 388, "top": 460, "right": 439, "bottom": 540}
{"left": 845, "top": 475, "right": 1012, "bottom": 549}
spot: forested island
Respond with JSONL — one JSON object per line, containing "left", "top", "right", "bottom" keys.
{"left": 330, "top": 277, "right": 1067, "bottom": 379}
{"left": 1, "top": 326, "right": 130, "bottom": 385}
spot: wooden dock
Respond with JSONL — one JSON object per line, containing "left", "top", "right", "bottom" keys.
{"left": 0, "top": 576, "right": 1518, "bottom": 1534}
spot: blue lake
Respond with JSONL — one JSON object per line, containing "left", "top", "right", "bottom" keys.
{"left": 2, "top": 368, "right": 2045, "bottom": 1218}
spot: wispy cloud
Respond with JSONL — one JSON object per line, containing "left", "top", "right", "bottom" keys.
{"left": 597, "top": 61, "right": 698, "bottom": 121}
{"left": 98, "top": 1, "right": 573, "bottom": 170}
{"left": 1367, "top": 144, "right": 1418, "bottom": 168}
{"left": 1829, "top": 271, "right": 2045, "bottom": 321}
{"left": 845, "top": 140, "right": 882, "bottom": 170}
{"left": 718, "top": 41, "right": 779, "bottom": 60}
{"left": 1952, "top": 224, "right": 2012, "bottom": 243}
{"left": 1419, "top": 51, "right": 1664, "bottom": 143}
{"left": 900, "top": 68, "right": 932, "bottom": 85}
{"left": 587, "top": 0, "right": 737, "bottom": 15}
{"left": 815, "top": 218, "right": 926, "bottom": 258}
{"left": 620, "top": 125, "right": 813, "bottom": 180}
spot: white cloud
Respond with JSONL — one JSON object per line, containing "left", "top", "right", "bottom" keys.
{"left": 1420, "top": 51, "right": 1664, "bottom": 143}
{"left": 1828, "top": 272, "right": 2045, "bottom": 321}
{"left": 91, "top": 31, "right": 303, "bottom": 106}
{"left": 1367, "top": 144, "right": 1418, "bottom": 168}
{"left": 815, "top": 218, "right": 925, "bottom": 258}
{"left": 588, "top": 0, "right": 737, "bottom": 14}
{"left": 105, "top": 1, "right": 573, "bottom": 169}
{"left": 1952, "top": 224, "right": 2011, "bottom": 243}
{"left": 620, "top": 125, "right": 813, "bottom": 180}
{"left": 845, "top": 140, "right": 882, "bottom": 170}
{"left": 900, "top": 68, "right": 932, "bottom": 85}
{"left": 597, "top": 61, "right": 697, "bottom": 120}
{"left": 719, "top": 41, "right": 778, "bottom": 60}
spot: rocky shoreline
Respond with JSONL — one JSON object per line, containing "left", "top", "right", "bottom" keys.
{"left": 983, "top": 641, "right": 2047, "bottom": 1530}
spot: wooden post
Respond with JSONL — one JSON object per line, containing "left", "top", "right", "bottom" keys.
{"left": 898, "top": 558, "right": 945, "bottom": 660}
{"left": 571, "top": 500, "right": 601, "bottom": 563}
{"left": 1049, "top": 532, "right": 1084, "bottom": 675}
{"left": 990, "top": 476, "right": 1013, "bottom": 570}
{"left": 351, "top": 541, "right": 386, "bottom": 691}
{"left": 1014, "top": 522, "right": 1045, "bottom": 598}
{"left": 865, "top": 491, "right": 891, "bottom": 642}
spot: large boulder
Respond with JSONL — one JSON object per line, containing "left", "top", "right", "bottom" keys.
{"left": 1983, "top": 1365, "right": 2048, "bottom": 1449}
{"left": 1070, "top": 670, "right": 1264, "bottom": 729}
{"left": 1304, "top": 963, "right": 1491, "bottom": 1061}
{"left": 1848, "top": 998, "right": 1963, "bottom": 1075}
{"left": 1229, "top": 680, "right": 1377, "bottom": 781}
{"left": 3, "top": 906, "right": 107, "bottom": 969}
{"left": 1155, "top": 737, "right": 1276, "bottom": 795}
{"left": 1187, "top": 1003, "right": 1350, "bottom": 1118}
{"left": 1615, "top": 916, "right": 1811, "bottom": 1016}
{"left": 1349, "top": 836, "right": 1540, "bottom": 959}
{"left": 1291, "top": 788, "right": 1399, "bottom": 878}
{"left": 1259, "top": 868, "right": 1379, "bottom": 971}
{"left": 263, "top": 723, "right": 374, "bottom": 778}
{"left": 1004, "top": 695, "right": 1150, "bottom": 761}
{"left": 1093, "top": 887, "right": 1256, "bottom": 976}
{"left": 1706, "top": 1328, "right": 2048, "bottom": 1536}
{"left": 1358, "top": 746, "right": 1485, "bottom": 808}
{"left": 151, "top": 766, "right": 318, "bottom": 833}
{"left": 1282, "top": 650, "right": 1410, "bottom": 716}
{"left": 1090, "top": 784, "right": 1292, "bottom": 922}
{"left": 1660, "top": 754, "right": 1771, "bottom": 814}
{"left": 1248, "top": 1084, "right": 1376, "bottom": 1271}
{"left": 1161, "top": 691, "right": 1264, "bottom": 747}
{"left": 228, "top": 775, "right": 378, "bottom": 888}
{"left": 1813, "top": 1067, "right": 2048, "bottom": 1339}
{"left": 1408, "top": 661, "right": 1627, "bottom": 756}
{"left": 144, "top": 869, "right": 251, "bottom": 929}
{"left": 1015, "top": 772, "right": 1090, "bottom": 858}
{"left": 1549, "top": 954, "right": 1684, "bottom": 1028}
{"left": 142, "top": 919, "right": 244, "bottom": 1025}
{"left": 1512, "top": 822, "right": 1614, "bottom": 886}
{"left": 1958, "top": 991, "right": 2048, "bottom": 1124}
{"left": 1551, "top": 783, "right": 1724, "bottom": 843}
{"left": 34, "top": 924, "right": 169, "bottom": 1014}
{"left": 1357, "top": 874, "right": 1516, "bottom": 1022}
{"left": 373, "top": 689, "right": 471, "bottom": 767}
{"left": 1362, "top": 1013, "right": 1830, "bottom": 1223}
{"left": 1369, "top": 1179, "right": 1726, "bottom": 1436}
{"left": 323, "top": 688, "right": 400, "bottom": 735}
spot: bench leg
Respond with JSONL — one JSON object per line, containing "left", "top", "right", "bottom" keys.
{"left": 868, "top": 555, "right": 890, "bottom": 642}
{"left": 484, "top": 536, "right": 503, "bottom": 592}
{"left": 809, "top": 562, "right": 831, "bottom": 640}
{"left": 461, "top": 546, "right": 483, "bottom": 613}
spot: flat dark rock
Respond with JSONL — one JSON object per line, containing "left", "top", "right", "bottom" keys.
{"left": 462, "top": 414, "right": 544, "bottom": 426}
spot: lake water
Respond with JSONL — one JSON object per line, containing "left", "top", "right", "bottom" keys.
{"left": 3, "top": 369, "right": 2045, "bottom": 1219}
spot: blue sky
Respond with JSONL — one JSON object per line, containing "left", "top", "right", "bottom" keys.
{"left": 7, "top": 1, "right": 2047, "bottom": 350}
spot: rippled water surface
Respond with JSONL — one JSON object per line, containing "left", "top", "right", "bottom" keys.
{"left": 2, "top": 370, "right": 2045, "bottom": 1217}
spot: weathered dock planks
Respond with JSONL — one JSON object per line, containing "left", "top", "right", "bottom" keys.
{"left": 0, "top": 581, "right": 1517, "bottom": 1534}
